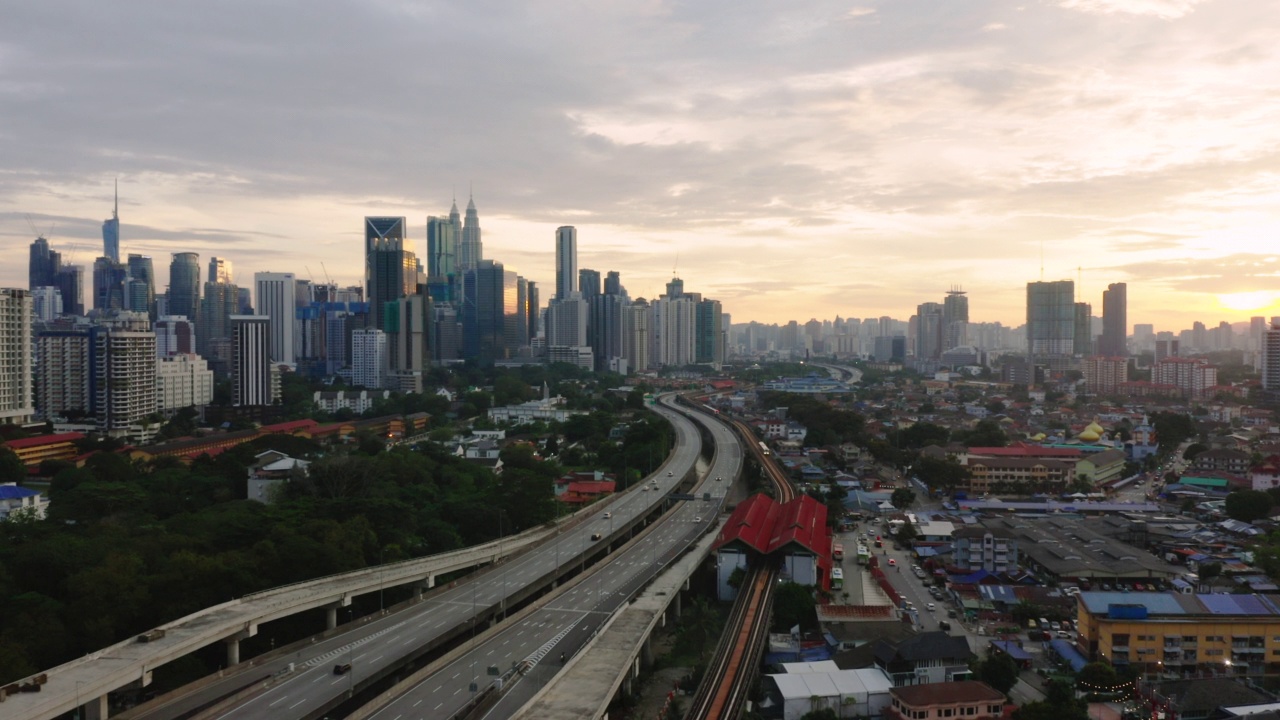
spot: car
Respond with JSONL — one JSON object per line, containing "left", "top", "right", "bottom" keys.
{"left": 947, "top": 609, "right": 958, "bottom": 618}
{"left": 1050, "top": 621, "right": 1061, "bottom": 631}
{"left": 641, "top": 486, "right": 649, "bottom": 491}
{"left": 334, "top": 663, "right": 352, "bottom": 675}
{"left": 694, "top": 516, "right": 702, "bottom": 522}
{"left": 716, "top": 476, "right": 722, "bottom": 481}
{"left": 604, "top": 512, "right": 612, "bottom": 519}
{"left": 591, "top": 532, "right": 602, "bottom": 540}
{"left": 927, "top": 602, "right": 936, "bottom": 611}
{"left": 938, "top": 620, "right": 952, "bottom": 631}
{"left": 887, "top": 558, "right": 896, "bottom": 566}
{"left": 667, "top": 471, "right": 673, "bottom": 477}
{"left": 1057, "top": 630, "right": 1072, "bottom": 638}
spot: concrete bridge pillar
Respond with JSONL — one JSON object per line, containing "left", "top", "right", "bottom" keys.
{"left": 673, "top": 592, "right": 682, "bottom": 620}
{"left": 642, "top": 636, "right": 654, "bottom": 667}
{"left": 226, "top": 637, "right": 241, "bottom": 666}
{"left": 622, "top": 674, "right": 634, "bottom": 697}
{"left": 82, "top": 693, "right": 110, "bottom": 720}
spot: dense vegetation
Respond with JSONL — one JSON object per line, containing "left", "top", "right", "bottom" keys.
{"left": 0, "top": 368, "right": 672, "bottom": 686}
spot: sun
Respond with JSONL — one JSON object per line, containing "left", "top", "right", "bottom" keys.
{"left": 1217, "top": 291, "right": 1280, "bottom": 312}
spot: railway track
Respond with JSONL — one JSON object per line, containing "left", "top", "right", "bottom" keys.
{"left": 684, "top": 417, "right": 794, "bottom": 720}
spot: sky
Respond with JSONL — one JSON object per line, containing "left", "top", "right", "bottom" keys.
{"left": 3, "top": 0, "right": 1280, "bottom": 331}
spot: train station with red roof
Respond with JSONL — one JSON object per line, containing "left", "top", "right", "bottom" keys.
{"left": 713, "top": 493, "right": 833, "bottom": 600}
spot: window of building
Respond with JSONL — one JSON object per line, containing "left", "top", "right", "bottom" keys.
{"left": 1205, "top": 649, "right": 1224, "bottom": 656}
{"left": 1207, "top": 636, "right": 1224, "bottom": 643}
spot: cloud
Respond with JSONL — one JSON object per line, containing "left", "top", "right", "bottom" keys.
{"left": 1057, "top": 0, "right": 1207, "bottom": 19}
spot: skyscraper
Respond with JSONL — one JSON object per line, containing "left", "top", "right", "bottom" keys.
{"left": 1099, "top": 282, "right": 1128, "bottom": 356}
{"left": 0, "top": 289, "right": 34, "bottom": 425}
{"left": 208, "top": 257, "right": 234, "bottom": 284}
{"left": 604, "top": 271, "right": 623, "bottom": 297}
{"left": 1026, "top": 280, "right": 1075, "bottom": 358}
{"left": 102, "top": 180, "right": 120, "bottom": 263}
{"left": 426, "top": 213, "right": 459, "bottom": 281}
{"left": 459, "top": 195, "right": 483, "bottom": 271}
{"left": 1263, "top": 322, "right": 1280, "bottom": 398}
{"left": 365, "top": 216, "right": 411, "bottom": 330}
{"left": 92, "top": 257, "right": 127, "bottom": 311}
{"left": 695, "top": 299, "right": 724, "bottom": 369}
{"left": 254, "top": 272, "right": 297, "bottom": 364}
{"left": 462, "top": 260, "right": 518, "bottom": 363}
{"left": 28, "top": 236, "right": 61, "bottom": 290}
{"left": 555, "top": 226, "right": 578, "bottom": 300}
{"left": 126, "top": 254, "right": 155, "bottom": 316}
{"left": 55, "top": 265, "right": 84, "bottom": 316}
{"left": 89, "top": 312, "right": 156, "bottom": 439}
{"left": 199, "top": 280, "right": 239, "bottom": 370}
{"left": 167, "top": 252, "right": 202, "bottom": 322}
{"left": 943, "top": 288, "right": 968, "bottom": 350}
{"left": 352, "top": 328, "right": 389, "bottom": 389}
{"left": 1073, "top": 302, "right": 1093, "bottom": 356}
{"left": 915, "top": 302, "right": 943, "bottom": 360}
{"left": 579, "top": 269, "right": 601, "bottom": 300}
{"left": 231, "top": 315, "right": 272, "bottom": 406}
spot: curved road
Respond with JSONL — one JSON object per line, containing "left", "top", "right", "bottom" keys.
{"left": 360, "top": 398, "right": 744, "bottom": 720}
{"left": 178, "top": 397, "right": 703, "bottom": 720}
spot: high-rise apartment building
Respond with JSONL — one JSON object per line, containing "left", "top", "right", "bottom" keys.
{"left": 1082, "top": 356, "right": 1128, "bottom": 395}
{"left": 1098, "top": 282, "right": 1127, "bottom": 357}
{"left": 943, "top": 288, "right": 968, "bottom": 350}
{"left": 915, "top": 302, "right": 944, "bottom": 360}
{"left": 36, "top": 327, "right": 91, "bottom": 417}
{"left": 695, "top": 299, "right": 725, "bottom": 369}
{"left": 622, "top": 300, "right": 651, "bottom": 374}
{"left": 579, "top": 269, "right": 601, "bottom": 299}
{"left": 547, "top": 295, "right": 589, "bottom": 347}
{"left": 254, "top": 272, "right": 297, "bottom": 364}
{"left": 231, "top": 315, "right": 272, "bottom": 406}
{"left": 1073, "top": 302, "right": 1093, "bottom": 356}
{"left": 1153, "top": 357, "right": 1219, "bottom": 400}
{"left": 1262, "top": 323, "right": 1280, "bottom": 397}
{"left": 198, "top": 281, "right": 239, "bottom": 365}
{"left": 90, "top": 313, "right": 157, "bottom": 439}
{"left": 351, "top": 328, "right": 389, "bottom": 389}
{"left": 651, "top": 286, "right": 697, "bottom": 368}
{"left": 0, "top": 289, "right": 34, "bottom": 425}
{"left": 555, "top": 226, "right": 578, "bottom": 300}
{"left": 29, "top": 236, "right": 61, "bottom": 291}
{"left": 1026, "top": 280, "right": 1075, "bottom": 358}
{"left": 167, "top": 252, "right": 202, "bottom": 324}
{"left": 31, "top": 287, "right": 62, "bottom": 322}
{"left": 387, "top": 295, "right": 431, "bottom": 392}
{"left": 102, "top": 180, "right": 120, "bottom": 263}
{"left": 459, "top": 196, "right": 483, "bottom": 271}
{"left": 426, "top": 210, "right": 460, "bottom": 302}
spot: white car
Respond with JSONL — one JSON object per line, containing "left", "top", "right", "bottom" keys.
{"left": 604, "top": 512, "right": 612, "bottom": 519}
{"left": 927, "top": 603, "right": 936, "bottom": 611}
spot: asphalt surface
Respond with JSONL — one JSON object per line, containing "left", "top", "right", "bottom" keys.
{"left": 361, "top": 402, "right": 744, "bottom": 720}
{"left": 179, "top": 398, "right": 705, "bottom": 720}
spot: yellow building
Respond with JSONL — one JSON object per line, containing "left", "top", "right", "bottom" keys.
{"left": 1077, "top": 591, "right": 1280, "bottom": 678}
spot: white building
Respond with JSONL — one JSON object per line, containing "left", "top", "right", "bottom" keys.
{"left": 89, "top": 314, "right": 157, "bottom": 440}
{"left": 767, "top": 665, "right": 894, "bottom": 720}
{"left": 156, "top": 354, "right": 215, "bottom": 413}
{"left": 622, "top": 301, "right": 650, "bottom": 374}
{"left": 650, "top": 295, "right": 697, "bottom": 368}
{"left": 31, "top": 286, "right": 62, "bottom": 321}
{"left": 313, "top": 389, "right": 390, "bottom": 414}
{"left": 0, "top": 289, "right": 34, "bottom": 425}
{"left": 36, "top": 328, "right": 91, "bottom": 418}
{"left": 254, "top": 272, "right": 297, "bottom": 364}
{"left": 352, "top": 328, "right": 388, "bottom": 389}
{"left": 0, "top": 484, "right": 48, "bottom": 521}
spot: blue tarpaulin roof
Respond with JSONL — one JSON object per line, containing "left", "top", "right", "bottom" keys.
{"left": 989, "top": 640, "right": 1032, "bottom": 661}
{"left": 1050, "top": 639, "right": 1088, "bottom": 672}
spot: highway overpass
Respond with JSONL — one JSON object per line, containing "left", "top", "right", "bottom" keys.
{"left": 4, "top": 397, "right": 700, "bottom": 720}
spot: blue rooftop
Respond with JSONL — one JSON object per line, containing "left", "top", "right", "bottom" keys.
{"left": 0, "top": 486, "right": 37, "bottom": 500}
{"left": 1080, "top": 592, "right": 1189, "bottom": 615}
{"left": 1081, "top": 591, "right": 1280, "bottom": 617}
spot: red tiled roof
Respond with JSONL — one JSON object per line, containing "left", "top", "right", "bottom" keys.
{"left": 3, "top": 433, "right": 85, "bottom": 449}
{"left": 769, "top": 494, "right": 829, "bottom": 556}
{"left": 261, "top": 419, "right": 320, "bottom": 433}
{"left": 714, "top": 493, "right": 833, "bottom": 590}
{"left": 566, "top": 480, "right": 616, "bottom": 495}
{"left": 714, "top": 494, "right": 779, "bottom": 554}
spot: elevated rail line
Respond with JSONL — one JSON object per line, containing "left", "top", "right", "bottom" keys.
{"left": 684, "top": 417, "right": 795, "bottom": 720}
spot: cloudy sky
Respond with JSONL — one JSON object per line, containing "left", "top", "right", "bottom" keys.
{"left": 3, "top": 0, "right": 1280, "bottom": 330}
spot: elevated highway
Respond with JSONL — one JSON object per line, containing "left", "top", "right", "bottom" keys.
{"left": 6, "top": 397, "right": 699, "bottom": 720}
{"left": 355, "top": 397, "right": 743, "bottom": 719}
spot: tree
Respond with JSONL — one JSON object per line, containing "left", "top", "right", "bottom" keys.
{"left": 1075, "top": 661, "right": 1118, "bottom": 689}
{"left": 916, "top": 456, "right": 969, "bottom": 494}
{"left": 772, "top": 582, "right": 817, "bottom": 633}
{"left": 895, "top": 522, "right": 918, "bottom": 544}
{"left": 973, "top": 651, "right": 1020, "bottom": 694}
{"left": 0, "top": 448, "right": 27, "bottom": 484}
{"left": 891, "top": 488, "right": 916, "bottom": 510}
{"left": 1224, "top": 490, "right": 1273, "bottom": 523}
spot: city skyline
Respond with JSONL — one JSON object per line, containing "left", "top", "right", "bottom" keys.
{"left": 3, "top": 2, "right": 1280, "bottom": 327}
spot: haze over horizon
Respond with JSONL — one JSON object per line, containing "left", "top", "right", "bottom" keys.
{"left": 3, "top": 0, "right": 1280, "bottom": 331}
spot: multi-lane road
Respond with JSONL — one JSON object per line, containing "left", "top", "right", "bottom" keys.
{"left": 152, "top": 397, "right": 709, "bottom": 720}
{"left": 359, "top": 398, "right": 744, "bottom": 719}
